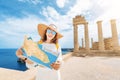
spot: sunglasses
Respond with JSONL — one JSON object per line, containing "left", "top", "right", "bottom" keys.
{"left": 47, "top": 29, "right": 56, "bottom": 35}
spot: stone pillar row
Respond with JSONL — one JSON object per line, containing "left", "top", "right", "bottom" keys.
{"left": 96, "top": 20, "right": 119, "bottom": 50}
{"left": 73, "top": 16, "right": 119, "bottom": 52}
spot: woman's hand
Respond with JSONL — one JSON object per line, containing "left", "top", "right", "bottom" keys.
{"left": 51, "top": 61, "right": 61, "bottom": 70}
{"left": 16, "top": 48, "right": 34, "bottom": 64}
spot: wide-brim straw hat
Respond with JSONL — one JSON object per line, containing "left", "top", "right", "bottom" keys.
{"left": 38, "top": 24, "right": 63, "bottom": 39}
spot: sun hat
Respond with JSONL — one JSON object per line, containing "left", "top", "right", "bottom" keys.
{"left": 38, "top": 24, "right": 63, "bottom": 39}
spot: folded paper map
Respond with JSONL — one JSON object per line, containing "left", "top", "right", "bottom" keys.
{"left": 22, "top": 35, "right": 58, "bottom": 69}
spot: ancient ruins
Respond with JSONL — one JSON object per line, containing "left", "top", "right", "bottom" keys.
{"left": 73, "top": 15, "right": 120, "bottom": 56}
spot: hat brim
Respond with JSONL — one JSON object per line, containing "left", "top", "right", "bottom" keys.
{"left": 38, "top": 24, "right": 63, "bottom": 39}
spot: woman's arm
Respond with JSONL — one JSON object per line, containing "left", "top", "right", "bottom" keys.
{"left": 56, "top": 46, "right": 63, "bottom": 64}
{"left": 16, "top": 48, "right": 26, "bottom": 60}
{"left": 16, "top": 48, "right": 33, "bottom": 64}
{"left": 51, "top": 46, "right": 63, "bottom": 70}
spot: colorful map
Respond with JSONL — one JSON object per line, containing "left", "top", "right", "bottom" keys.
{"left": 22, "top": 36, "right": 58, "bottom": 69}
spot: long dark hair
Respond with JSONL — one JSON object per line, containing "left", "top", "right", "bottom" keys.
{"left": 42, "top": 29, "right": 58, "bottom": 44}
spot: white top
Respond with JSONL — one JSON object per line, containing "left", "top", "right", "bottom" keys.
{"left": 26, "top": 43, "right": 63, "bottom": 80}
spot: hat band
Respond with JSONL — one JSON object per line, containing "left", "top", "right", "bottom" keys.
{"left": 49, "top": 24, "right": 57, "bottom": 29}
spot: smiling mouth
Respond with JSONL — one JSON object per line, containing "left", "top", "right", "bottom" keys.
{"left": 48, "top": 35, "right": 53, "bottom": 38}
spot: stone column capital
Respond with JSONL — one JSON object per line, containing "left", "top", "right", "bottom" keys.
{"left": 97, "top": 21, "right": 102, "bottom": 24}
{"left": 110, "top": 19, "right": 116, "bottom": 24}
{"left": 84, "top": 22, "right": 88, "bottom": 25}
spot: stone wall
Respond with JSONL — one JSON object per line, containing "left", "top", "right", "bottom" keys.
{"left": 92, "top": 42, "right": 99, "bottom": 50}
{"left": 104, "top": 38, "right": 113, "bottom": 50}
{"left": 92, "top": 37, "right": 114, "bottom": 50}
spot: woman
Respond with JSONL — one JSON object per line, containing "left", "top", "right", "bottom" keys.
{"left": 16, "top": 24, "right": 63, "bottom": 80}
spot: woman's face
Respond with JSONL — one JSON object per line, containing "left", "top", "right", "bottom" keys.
{"left": 46, "top": 29, "right": 56, "bottom": 41}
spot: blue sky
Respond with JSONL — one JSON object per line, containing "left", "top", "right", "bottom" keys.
{"left": 0, "top": 0, "right": 120, "bottom": 48}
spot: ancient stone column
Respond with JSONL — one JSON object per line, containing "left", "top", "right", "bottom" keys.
{"left": 110, "top": 19, "right": 119, "bottom": 50}
{"left": 91, "top": 38, "right": 93, "bottom": 49}
{"left": 82, "top": 38, "right": 84, "bottom": 48}
{"left": 73, "top": 24, "right": 79, "bottom": 52}
{"left": 84, "top": 23, "right": 90, "bottom": 50}
{"left": 97, "top": 21, "right": 105, "bottom": 50}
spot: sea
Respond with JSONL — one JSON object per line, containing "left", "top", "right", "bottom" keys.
{"left": 0, "top": 48, "right": 72, "bottom": 71}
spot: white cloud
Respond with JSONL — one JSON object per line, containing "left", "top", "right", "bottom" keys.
{"left": 56, "top": 0, "right": 68, "bottom": 8}
{"left": 41, "top": 6, "right": 72, "bottom": 31}
{"left": 43, "top": 6, "right": 60, "bottom": 20}
{"left": 60, "top": 29, "right": 74, "bottom": 48}
{"left": 0, "top": 15, "right": 47, "bottom": 48}
{"left": 0, "top": 15, "right": 41, "bottom": 34}
{"left": 67, "top": 0, "right": 91, "bottom": 18}
{"left": 95, "top": 0, "right": 120, "bottom": 21}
